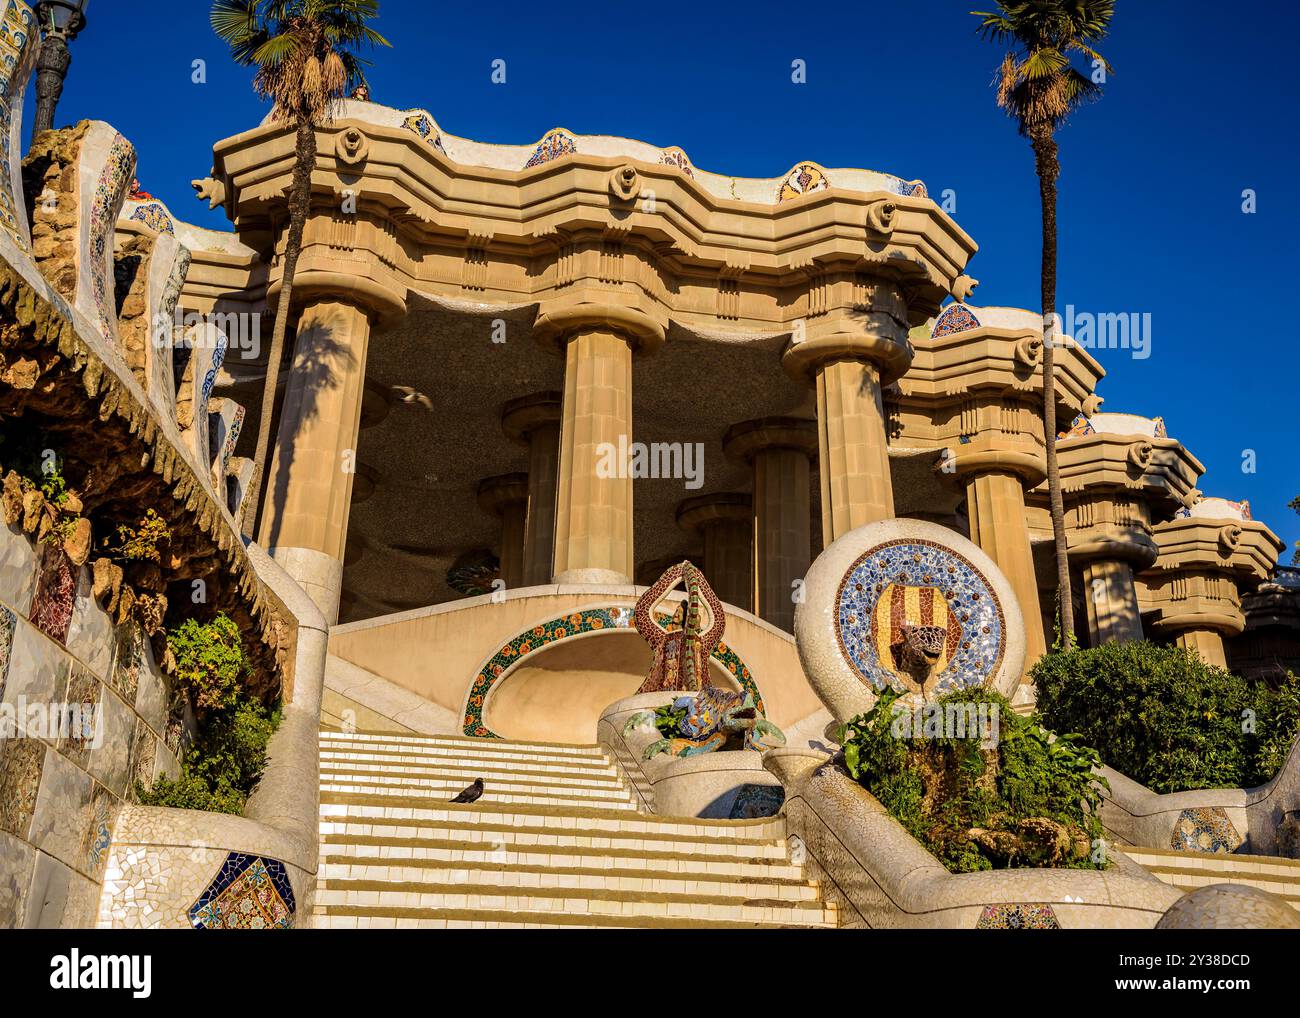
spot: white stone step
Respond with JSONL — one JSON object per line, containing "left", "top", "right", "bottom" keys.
{"left": 319, "top": 833, "right": 805, "bottom": 878}
{"left": 320, "top": 729, "right": 608, "bottom": 760}
{"left": 319, "top": 758, "right": 626, "bottom": 790}
{"left": 320, "top": 780, "right": 638, "bottom": 810}
{"left": 313, "top": 880, "right": 837, "bottom": 926}
{"left": 311, "top": 906, "right": 835, "bottom": 929}
{"left": 1123, "top": 847, "right": 1300, "bottom": 910}
{"left": 319, "top": 748, "right": 620, "bottom": 780}
{"left": 318, "top": 858, "right": 821, "bottom": 902}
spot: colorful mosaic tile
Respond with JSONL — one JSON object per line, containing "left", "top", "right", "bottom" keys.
{"left": 462, "top": 606, "right": 763, "bottom": 737}
{"left": 129, "top": 717, "right": 156, "bottom": 794}
{"left": 524, "top": 127, "right": 577, "bottom": 169}
{"left": 111, "top": 624, "right": 143, "bottom": 703}
{"left": 1170, "top": 807, "right": 1243, "bottom": 854}
{"left": 401, "top": 110, "right": 447, "bottom": 154}
{"left": 895, "top": 178, "right": 928, "bottom": 198}
{"left": 82, "top": 783, "right": 116, "bottom": 881}
{"left": 0, "top": 736, "right": 44, "bottom": 839}
{"left": 1057, "top": 413, "right": 1096, "bottom": 441}
{"left": 127, "top": 201, "right": 174, "bottom": 235}
{"left": 659, "top": 146, "right": 694, "bottom": 178}
{"left": 776, "top": 162, "right": 829, "bottom": 202}
{"left": 30, "top": 545, "right": 76, "bottom": 644}
{"left": 0, "top": 603, "right": 14, "bottom": 700}
{"left": 834, "top": 539, "right": 1006, "bottom": 695}
{"left": 89, "top": 132, "right": 136, "bottom": 340}
{"left": 188, "top": 852, "right": 296, "bottom": 929}
{"left": 60, "top": 663, "right": 101, "bottom": 769}
{"left": 729, "top": 783, "right": 785, "bottom": 819}
{"left": 0, "top": 1, "right": 34, "bottom": 250}
{"left": 976, "top": 903, "right": 1060, "bottom": 929}
{"left": 199, "top": 331, "right": 229, "bottom": 403}
{"left": 1152, "top": 415, "right": 1168, "bottom": 439}
{"left": 931, "top": 303, "right": 981, "bottom": 338}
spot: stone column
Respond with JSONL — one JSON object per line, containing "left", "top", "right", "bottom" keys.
{"left": 533, "top": 304, "right": 665, "bottom": 585}
{"left": 949, "top": 442, "right": 1049, "bottom": 665}
{"left": 676, "top": 493, "right": 753, "bottom": 611}
{"left": 1174, "top": 628, "right": 1229, "bottom": 670}
{"left": 1080, "top": 558, "right": 1144, "bottom": 645}
{"left": 502, "top": 392, "right": 562, "bottom": 587}
{"left": 783, "top": 312, "right": 910, "bottom": 547}
{"left": 724, "top": 419, "right": 817, "bottom": 632}
{"left": 259, "top": 299, "right": 372, "bottom": 622}
{"left": 1067, "top": 499, "right": 1158, "bottom": 649}
{"left": 477, "top": 474, "right": 530, "bottom": 591}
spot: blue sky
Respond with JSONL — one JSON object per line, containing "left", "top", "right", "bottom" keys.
{"left": 32, "top": 0, "right": 1299, "bottom": 553}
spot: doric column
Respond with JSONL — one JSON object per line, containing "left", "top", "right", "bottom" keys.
{"left": 783, "top": 303, "right": 911, "bottom": 546}
{"left": 676, "top": 493, "right": 753, "bottom": 611}
{"left": 259, "top": 299, "right": 373, "bottom": 622}
{"left": 1080, "top": 558, "right": 1144, "bottom": 645}
{"left": 950, "top": 441, "right": 1049, "bottom": 664}
{"left": 477, "top": 474, "right": 530, "bottom": 590}
{"left": 724, "top": 418, "right": 817, "bottom": 632}
{"left": 1066, "top": 496, "right": 1158, "bottom": 647}
{"left": 502, "top": 392, "right": 562, "bottom": 587}
{"left": 534, "top": 304, "right": 665, "bottom": 585}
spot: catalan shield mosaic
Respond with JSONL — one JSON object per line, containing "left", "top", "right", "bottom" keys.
{"left": 834, "top": 539, "right": 1005, "bottom": 695}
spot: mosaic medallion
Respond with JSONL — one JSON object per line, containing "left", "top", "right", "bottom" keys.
{"left": 1170, "top": 807, "right": 1243, "bottom": 854}
{"left": 834, "top": 539, "right": 1005, "bottom": 695}
{"left": 895, "top": 178, "right": 928, "bottom": 199}
{"left": 659, "top": 146, "right": 695, "bottom": 178}
{"left": 776, "top": 162, "right": 829, "bottom": 202}
{"left": 401, "top": 110, "right": 447, "bottom": 153}
{"left": 188, "top": 852, "right": 296, "bottom": 929}
{"left": 931, "top": 303, "right": 981, "bottom": 338}
{"left": 127, "top": 202, "right": 174, "bottom": 235}
{"left": 976, "top": 903, "right": 1060, "bottom": 929}
{"left": 463, "top": 606, "right": 763, "bottom": 738}
{"left": 1057, "top": 413, "right": 1096, "bottom": 441}
{"left": 524, "top": 128, "right": 577, "bottom": 169}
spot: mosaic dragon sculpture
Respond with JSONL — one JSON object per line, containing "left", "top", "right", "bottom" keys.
{"left": 624, "top": 561, "right": 785, "bottom": 758}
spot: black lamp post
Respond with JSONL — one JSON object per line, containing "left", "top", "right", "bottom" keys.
{"left": 31, "top": 0, "right": 88, "bottom": 138}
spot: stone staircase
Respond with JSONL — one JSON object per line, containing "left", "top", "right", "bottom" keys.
{"left": 314, "top": 728, "right": 838, "bottom": 929}
{"left": 1122, "top": 846, "right": 1300, "bottom": 911}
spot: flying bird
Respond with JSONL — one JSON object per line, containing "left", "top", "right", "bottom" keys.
{"left": 450, "top": 778, "right": 484, "bottom": 804}
{"left": 392, "top": 385, "right": 433, "bottom": 410}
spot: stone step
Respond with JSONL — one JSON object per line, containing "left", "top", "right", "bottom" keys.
{"left": 1123, "top": 848, "right": 1300, "bottom": 908}
{"left": 312, "top": 904, "right": 836, "bottom": 930}
{"left": 319, "top": 748, "right": 621, "bottom": 780}
{"left": 318, "top": 856, "right": 821, "bottom": 901}
{"left": 319, "top": 758, "right": 627, "bottom": 791}
{"left": 314, "top": 878, "right": 837, "bottom": 926}
{"left": 320, "top": 779, "right": 638, "bottom": 810}
{"left": 319, "top": 833, "right": 804, "bottom": 878}
{"left": 319, "top": 793, "right": 788, "bottom": 843}
{"left": 320, "top": 729, "right": 608, "bottom": 759}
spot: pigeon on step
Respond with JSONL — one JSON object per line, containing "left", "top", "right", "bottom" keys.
{"left": 450, "top": 777, "right": 484, "bottom": 804}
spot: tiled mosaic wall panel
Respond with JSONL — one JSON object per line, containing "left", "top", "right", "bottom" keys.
{"left": 0, "top": 519, "right": 183, "bottom": 928}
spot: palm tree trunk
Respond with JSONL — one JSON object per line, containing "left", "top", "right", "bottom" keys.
{"left": 1031, "top": 125, "right": 1075, "bottom": 645}
{"left": 240, "top": 119, "right": 317, "bottom": 540}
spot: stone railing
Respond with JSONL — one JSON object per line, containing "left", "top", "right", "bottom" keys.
{"left": 765, "top": 749, "right": 1184, "bottom": 929}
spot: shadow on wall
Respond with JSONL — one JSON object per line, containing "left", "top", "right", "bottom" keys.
{"left": 484, "top": 630, "right": 740, "bottom": 744}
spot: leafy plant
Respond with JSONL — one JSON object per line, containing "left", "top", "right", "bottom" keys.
{"left": 113, "top": 508, "right": 171, "bottom": 562}
{"left": 840, "top": 687, "right": 1106, "bottom": 873}
{"left": 652, "top": 700, "right": 689, "bottom": 738}
{"left": 167, "top": 613, "right": 250, "bottom": 714}
{"left": 1033, "top": 641, "right": 1300, "bottom": 793}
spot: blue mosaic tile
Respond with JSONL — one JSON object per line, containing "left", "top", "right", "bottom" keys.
{"left": 188, "top": 852, "right": 295, "bottom": 929}
{"left": 1170, "top": 807, "right": 1242, "bottom": 854}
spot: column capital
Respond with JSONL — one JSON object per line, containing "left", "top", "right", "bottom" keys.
{"left": 501, "top": 390, "right": 562, "bottom": 444}
{"left": 940, "top": 435, "right": 1046, "bottom": 487}
{"left": 723, "top": 417, "right": 818, "bottom": 464}
{"left": 533, "top": 300, "right": 666, "bottom": 356}
{"left": 476, "top": 473, "right": 529, "bottom": 516}
{"left": 1068, "top": 527, "right": 1160, "bottom": 570}
{"left": 782, "top": 317, "right": 913, "bottom": 387}
{"left": 676, "top": 492, "right": 752, "bottom": 533}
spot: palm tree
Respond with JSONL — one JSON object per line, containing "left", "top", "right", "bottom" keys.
{"left": 211, "top": 1, "right": 389, "bottom": 538}
{"left": 972, "top": 1, "right": 1115, "bottom": 645}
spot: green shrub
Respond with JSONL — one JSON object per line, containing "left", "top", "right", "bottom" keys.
{"left": 137, "top": 613, "right": 280, "bottom": 815}
{"left": 1032, "top": 641, "right": 1300, "bottom": 794}
{"left": 839, "top": 687, "right": 1107, "bottom": 873}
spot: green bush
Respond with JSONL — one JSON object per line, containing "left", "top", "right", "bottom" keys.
{"left": 137, "top": 614, "right": 280, "bottom": 815}
{"left": 840, "top": 687, "right": 1107, "bottom": 873}
{"left": 1032, "top": 641, "right": 1300, "bottom": 794}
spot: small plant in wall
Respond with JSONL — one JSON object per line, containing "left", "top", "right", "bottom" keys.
{"left": 90, "top": 507, "right": 174, "bottom": 633}
{"left": 0, "top": 434, "right": 91, "bottom": 565}
{"left": 137, "top": 612, "right": 281, "bottom": 815}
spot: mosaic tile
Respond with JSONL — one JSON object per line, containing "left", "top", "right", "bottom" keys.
{"left": 28, "top": 747, "right": 93, "bottom": 873}
{"left": 931, "top": 303, "right": 980, "bottom": 338}
{"left": 89, "top": 132, "right": 136, "bottom": 340}
{"left": 87, "top": 684, "right": 133, "bottom": 797}
{"left": 0, "top": 735, "right": 44, "bottom": 838}
{"left": 82, "top": 782, "right": 116, "bottom": 881}
{"left": 111, "top": 623, "right": 142, "bottom": 703}
{"left": 0, "top": 1, "right": 33, "bottom": 251}
{"left": 0, "top": 603, "right": 13, "bottom": 700}
{"left": 65, "top": 566, "right": 111, "bottom": 678}
{"left": 462, "top": 606, "right": 763, "bottom": 737}
{"left": 1, "top": 616, "right": 69, "bottom": 721}
{"left": 188, "top": 852, "right": 296, "bottom": 929}
{"left": 0, "top": 829, "right": 36, "bottom": 928}
{"left": 30, "top": 545, "right": 76, "bottom": 644}
{"left": 129, "top": 717, "right": 157, "bottom": 794}
{"left": 728, "top": 783, "right": 785, "bottom": 819}
{"left": 659, "top": 146, "right": 694, "bottom": 178}
{"left": 976, "top": 903, "right": 1061, "bottom": 929}
{"left": 1170, "top": 807, "right": 1243, "bottom": 854}
{"left": 0, "top": 518, "right": 37, "bottom": 614}
{"left": 401, "top": 110, "right": 447, "bottom": 154}
{"left": 59, "top": 663, "right": 101, "bottom": 770}
{"left": 834, "top": 539, "right": 1006, "bottom": 694}
{"left": 524, "top": 128, "right": 577, "bottom": 169}
{"left": 127, "top": 201, "right": 174, "bottom": 235}
{"left": 776, "top": 162, "right": 829, "bottom": 202}
{"left": 895, "top": 178, "right": 928, "bottom": 198}
{"left": 1057, "top": 413, "right": 1096, "bottom": 441}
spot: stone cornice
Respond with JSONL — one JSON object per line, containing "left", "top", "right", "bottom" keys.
{"left": 1050, "top": 433, "right": 1204, "bottom": 511}
{"left": 1145, "top": 517, "right": 1284, "bottom": 584}
{"left": 208, "top": 118, "right": 977, "bottom": 333}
